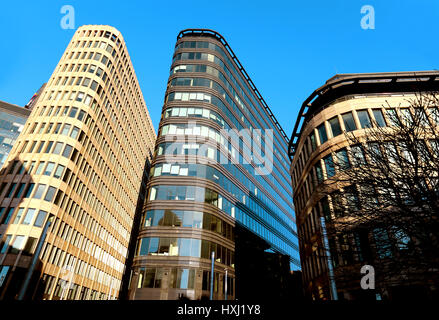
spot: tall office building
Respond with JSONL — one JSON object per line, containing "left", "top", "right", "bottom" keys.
{"left": 0, "top": 25, "right": 156, "bottom": 300}
{"left": 288, "top": 71, "right": 439, "bottom": 300}
{"left": 127, "top": 29, "right": 299, "bottom": 300}
{"left": 0, "top": 101, "right": 31, "bottom": 166}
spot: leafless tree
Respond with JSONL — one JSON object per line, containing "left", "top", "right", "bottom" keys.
{"left": 315, "top": 92, "right": 439, "bottom": 298}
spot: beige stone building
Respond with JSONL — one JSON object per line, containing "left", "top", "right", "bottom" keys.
{"left": 0, "top": 25, "right": 155, "bottom": 300}
{"left": 288, "top": 71, "right": 439, "bottom": 300}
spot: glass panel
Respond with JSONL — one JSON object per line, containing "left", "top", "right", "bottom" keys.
{"left": 53, "top": 142, "right": 63, "bottom": 155}
{"left": 33, "top": 184, "right": 46, "bottom": 199}
{"left": 400, "top": 108, "right": 413, "bottom": 125}
{"left": 335, "top": 148, "right": 350, "bottom": 170}
{"left": 329, "top": 116, "right": 342, "bottom": 137}
{"left": 324, "top": 155, "right": 335, "bottom": 178}
{"left": 10, "top": 235, "right": 25, "bottom": 254}
{"left": 23, "top": 183, "right": 35, "bottom": 198}
{"left": 35, "top": 162, "right": 45, "bottom": 175}
{"left": 22, "top": 208, "right": 36, "bottom": 225}
{"left": 143, "top": 268, "right": 155, "bottom": 288}
{"left": 310, "top": 133, "right": 317, "bottom": 151}
{"left": 34, "top": 210, "right": 47, "bottom": 227}
{"left": 138, "top": 238, "right": 150, "bottom": 255}
{"left": 372, "top": 109, "right": 386, "bottom": 127}
{"left": 53, "top": 165, "right": 65, "bottom": 179}
{"left": 43, "top": 162, "right": 55, "bottom": 176}
{"left": 357, "top": 110, "right": 372, "bottom": 128}
{"left": 12, "top": 208, "right": 24, "bottom": 224}
{"left": 342, "top": 112, "right": 357, "bottom": 132}
{"left": 180, "top": 269, "right": 189, "bottom": 289}
{"left": 315, "top": 162, "right": 324, "bottom": 184}
{"left": 428, "top": 107, "right": 439, "bottom": 124}
{"left": 62, "top": 145, "right": 73, "bottom": 158}
{"left": 149, "top": 238, "right": 159, "bottom": 254}
{"left": 317, "top": 123, "right": 328, "bottom": 144}
{"left": 179, "top": 238, "right": 191, "bottom": 256}
{"left": 351, "top": 145, "right": 366, "bottom": 165}
{"left": 44, "top": 186, "right": 56, "bottom": 202}
{"left": 191, "top": 239, "right": 201, "bottom": 257}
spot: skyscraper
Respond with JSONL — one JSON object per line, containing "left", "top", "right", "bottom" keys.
{"left": 127, "top": 29, "right": 299, "bottom": 300}
{"left": 0, "top": 101, "right": 30, "bottom": 167}
{"left": 0, "top": 25, "right": 156, "bottom": 300}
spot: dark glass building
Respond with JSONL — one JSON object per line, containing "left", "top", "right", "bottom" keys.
{"left": 127, "top": 29, "right": 299, "bottom": 300}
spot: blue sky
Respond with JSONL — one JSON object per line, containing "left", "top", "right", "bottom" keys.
{"left": 0, "top": 0, "right": 438, "bottom": 137}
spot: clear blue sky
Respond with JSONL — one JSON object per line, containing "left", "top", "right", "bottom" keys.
{"left": 0, "top": 0, "right": 438, "bottom": 137}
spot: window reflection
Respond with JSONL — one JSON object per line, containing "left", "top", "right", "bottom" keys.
{"left": 144, "top": 209, "right": 234, "bottom": 240}
{"left": 136, "top": 236, "right": 234, "bottom": 267}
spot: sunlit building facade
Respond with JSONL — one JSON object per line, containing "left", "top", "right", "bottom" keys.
{"left": 0, "top": 25, "right": 156, "bottom": 300}
{"left": 127, "top": 29, "right": 299, "bottom": 300}
{"left": 288, "top": 71, "right": 439, "bottom": 300}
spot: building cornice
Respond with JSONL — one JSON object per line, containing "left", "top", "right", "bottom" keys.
{"left": 288, "top": 70, "right": 439, "bottom": 160}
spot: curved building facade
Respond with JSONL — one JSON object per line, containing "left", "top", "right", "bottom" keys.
{"left": 288, "top": 71, "right": 439, "bottom": 300}
{"left": 128, "top": 29, "right": 299, "bottom": 300}
{"left": 0, "top": 25, "right": 156, "bottom": 300}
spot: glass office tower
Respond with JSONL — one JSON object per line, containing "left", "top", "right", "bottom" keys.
{"left": 128, "top": 29, "right": 299, "bottom": 300}
{"left": 0, "top": 101, "right": 30, "bottom": 166}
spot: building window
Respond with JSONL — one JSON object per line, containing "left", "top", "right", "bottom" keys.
{"left": 62, "top": 145, "right": 73, "bottom": 158}
{"left": 76, "top": 92, "right": 84, "bottom": 102}
{"left": 0, "top": 235, "right": 12, "bottom": 254}
{"left": 43, "top": 162, "right": 55, "bottom": 176}
{"left": 35, "top": 162, "right": 45, "bottom": 175}
{"left": 9, "top": 235, "right": 25, "bottom": 254}
{"left": 23, "top": 183, "right": 35, "bottom": 198}
{"left": 44, "top": 186, "right": 57, "bottom": 202}
{"left": 314, "top": 162, "right": 324, "bottom": 184}
{"left": 372, "top": 109, "right": 386, "bottom": 127}
{"left": 44, "top": 141, "right": 54, "bottom": 153}
{"left": 357, "top": 110, "right": 372, "bottom": 129}
{"left": 22, "top": 208, "right": 36, "bottom": 225}
{"left": 61, "top": 124, "right": 71, "bottom": 135}
{"left": 342, "top": 112, "right": 357, "bottom": 132}
{"left": 328, "top": 116, "right": 342, "bottom": 137}
{"left": 335, "top": 148, "right": 350, "bottom": 170}
{"left": 309, "top": 133, "right": 317, "bottom": 151}
{"left": 53, "top": 164, "right": 65, "bottom": 179}
{"left": 36, "top": 141, "right": 45, "bottom": 153}
{"left": 34, "top": 210, "right": 47, "bottom": 227}
{"left": 317, "top": 123, "right": 328, "bottom": 145}
{"left": 33, "top": 184, "right": 46, "bottom": 199}
{"left": 323, "top": 154, "right": 335, "bottom": 178}
{"left": 171, "top": 268, "right": 196, "bottom": 289}
{"left": 373, "top": 228, "right": 393, "bottom": 259}
{"left": 12, "top": 208, "right": 24, "bottom": 224}
{"left": 6, "top": 183, "right": 17, "bottom": 198}
{"left": 400, "top": 108, "right": 413, "bottom": 126}
{"left": 350, "top": 145, "right": 366, "bottom": 166}
{"left": 53, "top": 142, "right": 64, "bottom": 155}
{"left": 14, "top": 183, "right": 26, "bottom": 198}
